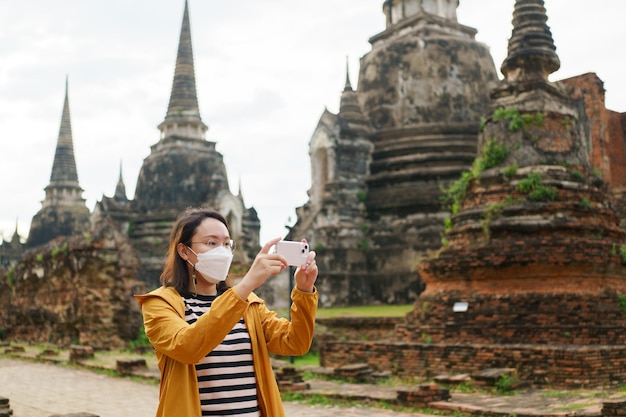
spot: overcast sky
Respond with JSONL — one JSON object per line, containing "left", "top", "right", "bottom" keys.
{"left": 1, "top": 0, "right": 624, "bottom": 246}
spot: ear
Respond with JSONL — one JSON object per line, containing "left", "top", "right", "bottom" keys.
{"left": 177, "top": 243, "right": 190, "bottom": 261}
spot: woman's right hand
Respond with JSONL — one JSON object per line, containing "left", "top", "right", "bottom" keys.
{"left": 235, "top": 236, "right": 287, "bottom": 300}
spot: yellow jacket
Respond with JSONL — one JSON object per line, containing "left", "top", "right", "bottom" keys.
{"left": 135, "top": 285, "right": 317, "bottom": 417}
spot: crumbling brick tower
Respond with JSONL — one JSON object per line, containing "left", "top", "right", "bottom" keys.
{"left": 415, "top": 0, "right": 626, "bottom": 386}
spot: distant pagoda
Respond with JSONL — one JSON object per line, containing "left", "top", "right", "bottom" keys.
{"left": 97, "top": 0, "right": 260, "bottom": 287}
{"left": 0, "top": 220, "right": 24, "bottom": 268}
{"left": 27, "top": 78, "right": 90, "bottom": 248}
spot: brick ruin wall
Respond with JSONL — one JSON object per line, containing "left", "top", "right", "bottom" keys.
{"left": 316, "top": 317, "right": 402, "bottom": 342}
{"left": 317, "top": 74, "right": 626, "bottom": 389}
{"left": 317, "top": 290, "right": 626, "bottom": 388}
{"left": 0, "top": 217, "right": 145, "bottom": 349}
{"left": 397, "top": 291, "right": 626, "bottom": 345}
{"left": 320, "top": 340, "right": 626, "bottom": 388}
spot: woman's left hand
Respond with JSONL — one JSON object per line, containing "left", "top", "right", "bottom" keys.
{"left": 294, "top": 242, "right": 317, "bottom": 293}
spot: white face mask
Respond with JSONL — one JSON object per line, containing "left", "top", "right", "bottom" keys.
{"left": 188, "top": 246, "right": 233, "bottom": 284}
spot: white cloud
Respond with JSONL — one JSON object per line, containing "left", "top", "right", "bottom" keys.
{"left": 0, "top": 0, "right": 624, "bottom": 245}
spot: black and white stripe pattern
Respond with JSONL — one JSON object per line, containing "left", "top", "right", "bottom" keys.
{"left": 183, "top": 293, "right": 260, "bottom": 417}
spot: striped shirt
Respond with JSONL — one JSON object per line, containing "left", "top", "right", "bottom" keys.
{"left": 183, "top": 293, "right": 260, "bottom": 417}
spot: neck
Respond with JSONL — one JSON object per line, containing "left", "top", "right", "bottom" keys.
{"left": 190, "top": 276, "right": 218, "bottom": 296}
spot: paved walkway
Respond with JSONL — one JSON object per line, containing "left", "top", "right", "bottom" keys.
{"left": 0, "top": 358, "right": 428, "bottom": 417}
{"left": 3, "top": 356, "right": 626, "bottom": 417}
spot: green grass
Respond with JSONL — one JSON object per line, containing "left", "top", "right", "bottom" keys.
{"left": 277, "top": 304, "right": 413, "bottom": 319}
{"left": 291, "top": 351, "right": 320, "bottom": 367}
{"left": 280, "top": 392, "right": 472, "bottom": 416}
{"left": 316, "top": 304, "right": 413, "bottom": 319}
{"left": 554, "top": 401, "right": 599, "bottom": 412}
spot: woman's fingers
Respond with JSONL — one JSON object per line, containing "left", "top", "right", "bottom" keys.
{"left": 259, "top": 236, "right": 282, "bottom": 255}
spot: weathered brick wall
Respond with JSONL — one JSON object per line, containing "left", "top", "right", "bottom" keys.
{"left": 320, "top": 341, "right": 626, "bottom": 388}
{"left": 0, "top": 271, "right": 10, "bottom": 337}
{"left": 560, "top": 73, "right": 626, "bottom": 190}
{"left": 5, "top": 217, "right": 145, "bottom": 349}
{"left": 398, "top": 291, "right": 626, "bottom": 345}
{"left": 603, "top": 400, "right": 626, "bottom": 417}
{"left": 316, "top": 317, "right": 403, "bottom": 342}
{"left": 318, "top": 290, "right": 626, "bottom": 389}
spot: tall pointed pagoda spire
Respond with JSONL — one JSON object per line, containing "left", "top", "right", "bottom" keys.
{"left": 50, "top": 76, "right": 80, "bottom": 185}
{"left": 27, "top": 77, "right": 90, "bottom": 247}
{"left": 338, "top": 56, "right": 369, "bottom": 136}
{"left": 113, "top": 160, "right": 128, "bottom": 201}
{"left": 43, "top": 76, "right": 85, "bottom": 208}
{"left": 343, "top": 56, "right": 353, "bottom": 92}
{"left": 10, "top": 218, "right": 21, "bottom": 245}
{"left": 158, "top": 0, "right": 208, "bottom": 141}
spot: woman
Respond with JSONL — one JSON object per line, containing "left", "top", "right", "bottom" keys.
{"left": 135, "top": 207, "right": 318, "bottom": 417}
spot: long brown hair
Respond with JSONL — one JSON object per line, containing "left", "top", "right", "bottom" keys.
{"left": 160, "top": 207, "right": 231, "bottom": 294}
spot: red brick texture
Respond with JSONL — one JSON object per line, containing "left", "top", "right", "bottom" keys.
{"left": 321, "top": 340, "right": 626, "bottom": 388}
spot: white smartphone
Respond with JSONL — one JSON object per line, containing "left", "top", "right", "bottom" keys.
{"left": 275, "top": 240, "right": 310, "bottom": 266}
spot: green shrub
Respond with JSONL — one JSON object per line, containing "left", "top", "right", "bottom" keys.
{"left": 442, "top": 140, "right": 508, "bottom": 215}
{"left": 570, "top": 170, "right": 584, "bottom": 181}
{"left": 442, "top": 170, "right": 473, "bottom": 215}
{"left": 492, "top": 107, "right": 544, "bottom": 132}
{"left": 480, "top": 116, "right": 486, "bottom": 132}
{"left": 6, "top": 266, "right": 15, "bottom": 286}
{"left": 620, "top": 246, "right": 626, "bottom": 265}
{"left": 516, "top": 172, "right": 542, "bottom": 193}
{"left": 528, "top": 187, "right": 558, "bottom": 202}
{"left": 618, "top": 294, "right": 626, "bottom": 312}
{"left": 503, "top": 164, "right": 518, "bottom": 179}
{"left": 480, "top": 196, "right": 514, "bottom": 240}
{"left": 495, "top": 373, "right": 517, "bottom": 394}
{"left": 481, "top": 139, "right": 510, "bottom": 171}
{"left": 516, "top": 173, "right": 558, "bottom": 202}
{"left": 444, "top": 217, "right": 453, "bottom": 232}
{"left": 129, "top": 325, "right": 151, "bottom": 351}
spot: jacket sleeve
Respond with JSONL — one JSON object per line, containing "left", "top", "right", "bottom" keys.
{"left": 138, "top": 288, "right": 249, "bottom": 364}
{"left": 258, "top": 287, "right": 318, "bottom": 356}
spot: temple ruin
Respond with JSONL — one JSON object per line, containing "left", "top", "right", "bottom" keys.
{"left": 289, "top": 0, "right": 499, "bottom": 306}
{"left": 320, "top": 0, "right": 626, "bottom": 387}
{"left": 0, "top": 0, "right": 260, "bottom": 346}
{"left": 26, "top": 78, "right": 91, "bottom": 249}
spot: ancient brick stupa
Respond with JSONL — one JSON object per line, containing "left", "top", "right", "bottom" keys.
{"left": 320, "top": 0, "right": 626, "bottom": 388}
{"left": 414, "top": 0, "right": 626, "bottom": 386}
{"left": 420, "top": 1, "right": 626, "bottom": 294}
